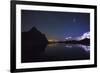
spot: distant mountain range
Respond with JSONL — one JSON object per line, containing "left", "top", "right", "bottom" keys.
{"left": 65, "top": 32, "right": 90, "bottom": 45}
{"left": 65, "top": 32, "right": 90, "bottom": 41}
{"left": 76, "top": 32, "right": 90, "bottom": 40}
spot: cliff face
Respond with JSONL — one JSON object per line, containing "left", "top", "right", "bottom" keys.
{"left": 21, "top": 27, "right": 48, "bottom": 62}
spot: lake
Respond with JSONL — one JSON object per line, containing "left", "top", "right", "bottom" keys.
{"left": 22, "top": 43, "right": 90, "bottom": 63}
{"left": 45, "top": 43, "right": 90, "bottom": 61}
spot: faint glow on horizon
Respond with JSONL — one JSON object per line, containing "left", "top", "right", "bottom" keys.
{"left": 48, "top": 39, "right": 59, "bottom": 42}
{"left": 48, "top": 43, "right": 58, "bottom": 47}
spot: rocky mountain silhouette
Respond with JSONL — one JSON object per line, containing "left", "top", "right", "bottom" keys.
{"left": 65, "top": 38, "right": 90, "bottom": 46}
{"left": 21, "top": 26, "right": 48, "bottom": 62}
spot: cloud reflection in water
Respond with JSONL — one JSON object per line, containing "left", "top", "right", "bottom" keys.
{"left": 65, "top": 44, "right": 90, "bottom": 52}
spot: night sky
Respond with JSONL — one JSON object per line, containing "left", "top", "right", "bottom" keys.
{"left": 21, "top": 10, "right": 90, "bottom": 41}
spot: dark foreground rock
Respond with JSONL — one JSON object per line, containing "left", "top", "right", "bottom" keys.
{"left": 21, "top": 27, "right": 48, "bottom": 62}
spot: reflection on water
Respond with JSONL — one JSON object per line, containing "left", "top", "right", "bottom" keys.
{"left": 65, "top": 44, "right": 90, "bottom": 52}
{"left": 22, "top": 43, "right": 90, "bottom": 63}
{"left": 48, "top": 43, "right": 58, "bottom": 47}
{"left": 45, "top": 43, "right": 90, "bottom": 61}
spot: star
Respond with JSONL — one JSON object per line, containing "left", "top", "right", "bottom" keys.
{"left": 73, "top": 18, "right": 76, "bottom": 23}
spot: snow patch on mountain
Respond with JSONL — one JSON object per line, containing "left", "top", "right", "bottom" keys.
{"left": 65, "top": 37, "right": 72, "bottom": 40}
{"left": 76, "top": 32, "right": 90, "bottom": 40}
{"left": 65, "top": 32, "right": 90, "bottom": 40}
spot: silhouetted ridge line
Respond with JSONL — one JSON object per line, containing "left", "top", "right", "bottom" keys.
{"left": 65, "top": 38, "right": 90, "bottom": 46}
{"left": 21, "top": 26, "right": 48, "bottom": 62}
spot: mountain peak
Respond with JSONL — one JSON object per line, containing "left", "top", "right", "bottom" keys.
{"left": 29, "top": 26, "right": 37, "bottom": 31}
{"left": 77, "top": 32, "right": 90, "bottom": 40}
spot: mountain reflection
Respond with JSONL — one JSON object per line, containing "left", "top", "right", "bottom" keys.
{"left": 22, "top": 43, "right": 90, "bottom": 63}
{"left": 65, "top": 44, "right": 90, "bottom": 52}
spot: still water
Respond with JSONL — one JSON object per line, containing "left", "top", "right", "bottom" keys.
{"left": 45, "top": 43, "right": 90, "bottom": 61}
{"left": 22, "top": 43, "right": 90, "bottom": 62}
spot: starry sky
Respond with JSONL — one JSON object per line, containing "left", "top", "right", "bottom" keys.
{"left": 21, "top": 10, "right": 90, "bottom": 41}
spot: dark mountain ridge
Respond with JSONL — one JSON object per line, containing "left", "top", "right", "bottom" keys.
{"left": 65, "top": 38, "right": 90, "bottom": 46}
{"left": 21, "top": 26, "right": 48, "bottom": 62}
